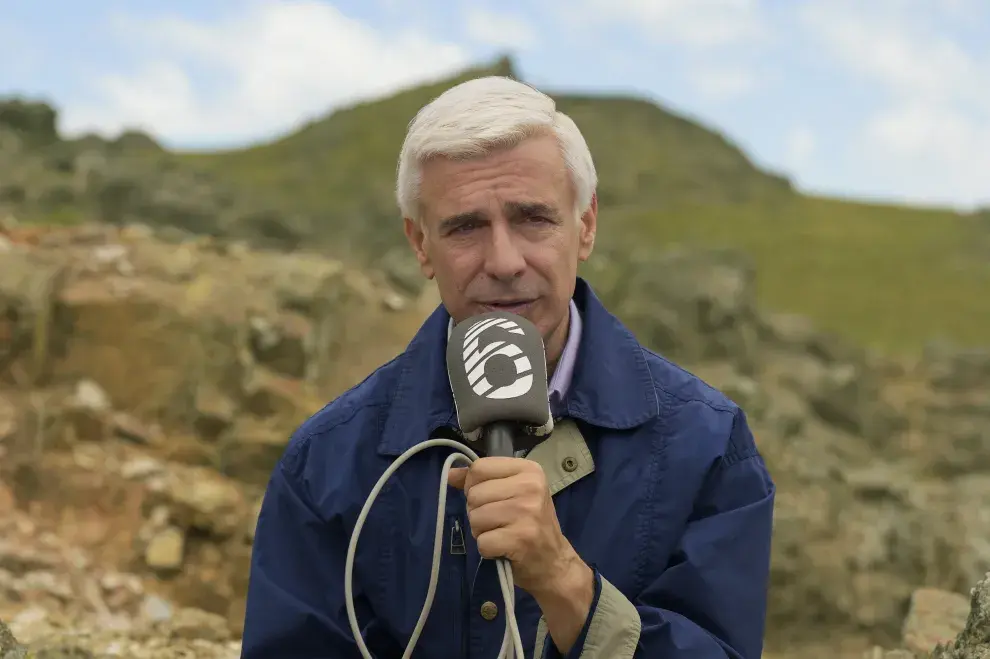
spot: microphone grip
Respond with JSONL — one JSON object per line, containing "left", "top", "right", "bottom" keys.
{"left": 484, "top": 422, "right": 516, "bottom": 458}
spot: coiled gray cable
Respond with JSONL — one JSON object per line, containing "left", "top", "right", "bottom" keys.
{"left": 344, "top": 437, "right": 525, "bottom": 659}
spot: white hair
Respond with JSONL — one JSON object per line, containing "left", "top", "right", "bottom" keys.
{"left": 395, "top": 76, "right": 598, "bottom": 223}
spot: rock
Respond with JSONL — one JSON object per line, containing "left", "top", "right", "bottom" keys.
{"left": 167, "top": 607, "right": 231, "bottom": 643}
{"left": 62, "top": 380, "right": 112, "bottom": 443}
{"left": 193, "top": 385, "right": 237, "bottom": 441}
{"left": 110, "top": 411, "right": 160, "bottom": 445}
{"left": 924, "top": 342, "right": 990, "bottom": 392}
{"left": 1, "top": 617, "right": 28, "bottom": 658}
{"left": 781, "top": 357, "right": 905, "bottom": 443}
{"left": 140, "top": 594, "right": 173, "bottom": 623}
{"left": 600, "top": 247, "right": 761, "bottom": 373}
{"left": 902, "top": 588, "right": 971, "bottom": 655}
{"left": 931, "top": 572, "right": 990, "bottom": 658}
{"left": 380, "top": 247, "right": 426, "bottom": 297}
{"left": 0, "top": 250, "right": 68, "bottom": 385}
{"left": 240, "top": 368, "right": 320, "bottom": 423}
{"left": 247, "top": 313, "right": 308, "bottom": 379}
{"left": 144, "top": 527, "right": 185, "bottom": 572}
{"left": 922, "top": 395, "right": 990, "bottom": 477}
{"left": 0, "top": 395, "right": 17, "bottom": 443}
{"left": 72, "top": 380, "right": 111, "bottom": 411}
{"left": 218, "top": 422, "right": 288, "bottom": 485}
{"left": 119, "top": 456, "right": 164, "bottom": 481}
{"left": 145, "top": 466, "right": 246, "bottom": 538}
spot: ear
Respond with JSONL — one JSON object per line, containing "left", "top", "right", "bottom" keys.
{"left": 403, "top": 216, "right": 435, "bottom": 279}
{"left": 577, "top": 192, "right": 598, "bottom": 262}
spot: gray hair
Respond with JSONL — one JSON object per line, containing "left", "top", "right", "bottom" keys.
{"left": 395, "top": 76, "right": 598, "bottom": 223}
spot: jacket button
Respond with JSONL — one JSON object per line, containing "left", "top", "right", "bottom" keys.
{"left": 480, "top": 601, "right": 499, "bottom": 621}
{"left": 562, "top": 457, "right": 578, "bottom": 472}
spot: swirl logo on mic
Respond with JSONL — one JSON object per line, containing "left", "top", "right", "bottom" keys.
{"left": 460, "top": 316, "right": 534, "bottom": 400}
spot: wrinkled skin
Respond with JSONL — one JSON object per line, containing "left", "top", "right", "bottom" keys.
{"left": 403, "top": 132, "right": 597, "bottom": 369}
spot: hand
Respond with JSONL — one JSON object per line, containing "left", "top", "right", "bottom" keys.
{"left": 449, "top": 457, "right": 596, "bottom": 654}
{"left": 447, "top": 457, "right": 585, "bottom": 598}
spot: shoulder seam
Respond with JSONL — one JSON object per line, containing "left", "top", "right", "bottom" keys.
{"left": 280, "top": 400, "right": 390, "bottom": 476}
{"left": 641, "top": 347, "right": 736, "bottom": 413}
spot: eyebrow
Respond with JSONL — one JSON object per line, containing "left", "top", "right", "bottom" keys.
{"left": 506, "top": 201, "right": 559, "bottom": 220}
{"left": 438, "top": 211, "right": 484, "bottom": 234}
{"left": 437, "top": 202, "right": 560, "bottom": 233}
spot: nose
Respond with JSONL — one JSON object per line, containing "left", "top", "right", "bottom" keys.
{"left": 483, "top": 220, "right": 526, "bottom": 281}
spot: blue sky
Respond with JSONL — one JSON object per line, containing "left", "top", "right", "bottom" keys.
{"left": 2, "top": 0, "right": 988, "bottom": 210}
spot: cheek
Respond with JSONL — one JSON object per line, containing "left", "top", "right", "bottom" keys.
{"left": 434, "top": 246, "right": 482, "bottom": 288}
{"left": 528, "top": 236, "right": 575, "bottom": 278}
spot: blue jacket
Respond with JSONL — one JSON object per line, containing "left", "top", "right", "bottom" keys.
{"left": 241, "top": 278, "right": 775, "bottom": 659}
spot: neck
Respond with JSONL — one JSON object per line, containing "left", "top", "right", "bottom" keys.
{"left": 544, "top": 311, "right": 570, "bottom": 377}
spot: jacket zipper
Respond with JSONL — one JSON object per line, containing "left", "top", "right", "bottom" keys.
{"left": 448, "top": 514, "right": 468, "bottom": 657}
{"left": 450, "top": 517, "right": 467, "bottom": 555}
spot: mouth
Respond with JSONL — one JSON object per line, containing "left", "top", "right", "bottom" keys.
{"left": 478, "top": 299, "right": 537, "bottom": 316}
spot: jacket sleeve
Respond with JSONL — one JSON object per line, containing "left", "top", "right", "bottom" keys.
{"left": 240, "top": 438, "right": 399, "bottom": 659}
{"left": 537, "top": 409, "right": 775, "bottom": 659}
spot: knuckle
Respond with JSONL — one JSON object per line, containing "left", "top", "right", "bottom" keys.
{"left": 477, "top": 536, "right": 495, "bottom": 558}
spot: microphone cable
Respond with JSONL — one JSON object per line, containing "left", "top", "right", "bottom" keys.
{"left": 344, "top": 436, "right": 526, "bottom": 659}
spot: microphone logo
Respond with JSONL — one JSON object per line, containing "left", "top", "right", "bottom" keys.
{"left": 460, "top": 316, "right": 534, "bottom": 400}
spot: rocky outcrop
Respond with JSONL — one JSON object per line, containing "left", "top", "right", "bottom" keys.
{"left": 930, "top": 573, "right": 990, "bottom": 658}
{"left": 0, "top": 224, "right": 987, "bottom": 658}
{"left": 0, "top": 98, "right": 318, "bottom": 254}
{"left": 1, "top": 606, "right": 239, "bottom": 658}
{"left": 586, "top": 246, "right": 990, "bottom": 654}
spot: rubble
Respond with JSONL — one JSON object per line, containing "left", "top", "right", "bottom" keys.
{"left": 0, "top": 223, "right": 987, "bottom": 658}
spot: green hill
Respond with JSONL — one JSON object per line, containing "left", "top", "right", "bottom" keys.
{"left": 175, "top": 56, "right": 988, "bottom": 354}
{"left": 2, "top": 56, "right": 987, "bottom": 354}
{"left": 176, "top": 57, "right": 794, "bottom": 257}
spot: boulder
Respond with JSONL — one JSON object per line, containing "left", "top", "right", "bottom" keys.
{"left": 901, "top": 588, "right": 970, "bottom": 655}
{"left": 598, "top": 247, "right": 762, "bottom": 373}
{"left": 931, "top": 572, "right": 990, "bottom": 658}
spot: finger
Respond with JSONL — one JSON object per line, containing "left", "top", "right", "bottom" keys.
{"left": 466, "top": 475, "right": 526, "bottom": 510}
{"left": 467, "top": 456, "right": 532, "bottom": 485}
{"left": 447, "top": 467, "right": 468, "bottom": 490}
{"left": 466, "top": 499, "right": 519, "bottom": 537}
{"left": 476, "top": 527, "right": 516, "bottom": 561}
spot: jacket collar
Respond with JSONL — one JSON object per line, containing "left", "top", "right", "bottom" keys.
{"left": 377, "top": 277, "right": 660, "bottom": 457}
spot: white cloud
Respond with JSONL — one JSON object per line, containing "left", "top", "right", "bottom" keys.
{"left": 577, "top": 0, "right": 766, "bottom": 48}
{"left": 60, "top": 0, "right": 470, "bottom": 146}
{"left": 464, "top": 7, "right": 537, "bottom": 50}
{"left": 800, "top": 0, "right": 990, "bottom": 207}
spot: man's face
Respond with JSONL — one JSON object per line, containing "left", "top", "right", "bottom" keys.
{"left": 403, "top": 133, "right": 597, "bottom": 363}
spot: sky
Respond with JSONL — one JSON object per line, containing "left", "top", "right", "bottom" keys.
{"left": 2, "top": 0, "right": 988, "bottom": 210}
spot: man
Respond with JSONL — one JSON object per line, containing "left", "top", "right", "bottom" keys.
{"left": 241, "top": 76, "right": 775, "bottom": 659}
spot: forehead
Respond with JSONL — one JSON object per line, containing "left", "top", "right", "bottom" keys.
{"left": 418, "top": 134, "right": 572, "bottom": 220}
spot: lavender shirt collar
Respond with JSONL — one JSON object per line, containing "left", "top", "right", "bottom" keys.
{"left": 446, "top": 298, "right": 582, "bottom": 410}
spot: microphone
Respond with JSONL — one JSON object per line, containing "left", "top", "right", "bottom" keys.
{"left": 446, "top": 311, "right": 554, "bottom": 458}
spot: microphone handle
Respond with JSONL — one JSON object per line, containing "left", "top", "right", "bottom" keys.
{"left": 484, "top": 422, "right": 516, "bottom": 458}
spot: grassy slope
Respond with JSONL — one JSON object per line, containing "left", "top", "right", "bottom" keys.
{"left": 605, "top": 197, "right": 989, "bottom": 354}
{"left": 177, "top": 57, "right": 989, "bottom": 355}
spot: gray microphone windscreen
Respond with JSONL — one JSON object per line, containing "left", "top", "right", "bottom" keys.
{"left": 446, "top": 311, "right": 551, "bottom": 435}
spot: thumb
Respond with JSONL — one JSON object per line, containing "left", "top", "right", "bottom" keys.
{"left": 447, "top": 466, "right": 468, "bottom": 490}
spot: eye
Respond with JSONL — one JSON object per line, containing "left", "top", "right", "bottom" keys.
{"left": 448, "top": 221, "right": 479, "bottom": 236}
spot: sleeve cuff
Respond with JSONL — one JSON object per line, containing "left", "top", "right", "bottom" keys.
{"left": 538, "top": 567, "right": 641, "bottom": 659}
